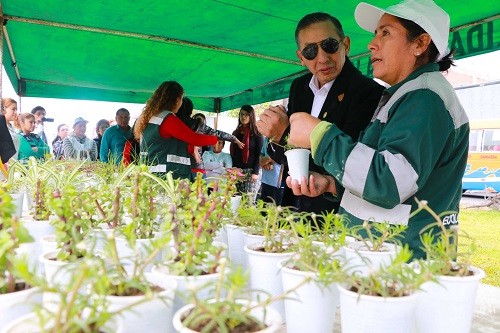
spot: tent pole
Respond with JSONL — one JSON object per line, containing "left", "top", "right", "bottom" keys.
{"left": 4, "top": 14, "right": 300, "bottom": 66}
{"left": 0, "top": 3, "right": 3, "bottom": 100}
{"left": 214, "top": 98, "right": 221, "bottom": 130}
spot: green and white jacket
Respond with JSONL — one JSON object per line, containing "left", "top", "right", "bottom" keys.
{"left": 311, "top": 63, "right": 469, "bottom": 258}
{"left": 141, "top": 111, "right": 191, "bottom": 180}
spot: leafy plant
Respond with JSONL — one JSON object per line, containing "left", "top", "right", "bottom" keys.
{"left": 349, "top": 219, "right": 407, "bottom": 252}
{"left": 7, "top": 158, "right": 89, "bottom": 221}
{"left": 180, "top": 259, "right": 285, "bottom": 333}
{"left": 48, "top": 184, "right": 95, "bottom": 261}
{"left": 92, "top": 230, "right": 172, "bottom": 298}
{"left": 347, "top": 245, "right": 431, "bottom": 297}
{"left": 163, "top": 173, "right": 229, "bottom": 276}
{"left": 119, "top": 164, "right": 163, "bottom": 240}
{"left": 415, "top": 199, "right": 476, "bottom": 277}
{"left": 8, "top": 158, "right": 57, "bottom": 220}
{"left": 244, "top": 202, "right": 295, "bottom": 253}
{"left": 18, "top": 257, "right": 122, "bottom": 333}
{"left": 93, "top": 182, "right": 123, "bottom": 229}
{"left": 285, "top": 211, "right": 348, "bottom": 286}
{"left": 307, "top": 210, "right": 350, "bottom": 246}
{"left": 0, "top": 188, "right": 34, "bottom": 294}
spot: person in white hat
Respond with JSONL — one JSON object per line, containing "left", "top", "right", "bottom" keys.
{"left": 286, "top": 0, "right": 469, "bottom": 259}
{"left": 63, "top": 116, "right": 98, "bottom": 161}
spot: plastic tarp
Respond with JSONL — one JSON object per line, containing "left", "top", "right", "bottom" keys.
{"left": 1, "top": 0, "right": 498, "bottom": 111}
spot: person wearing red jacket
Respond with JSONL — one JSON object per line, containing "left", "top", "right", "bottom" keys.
{"left": 132, "top": 81, "right": 217, "bottom": 180}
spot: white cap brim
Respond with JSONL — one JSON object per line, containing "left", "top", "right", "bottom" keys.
{"left": 355, "top": 0, "right": 450, "bottom": 61}
{"left": 355, "top": 2, "right": 386, "bottom": 33}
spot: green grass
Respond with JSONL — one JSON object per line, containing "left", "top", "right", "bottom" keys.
{"left": 459, "top": 208, "right": 500, "bottom": 286}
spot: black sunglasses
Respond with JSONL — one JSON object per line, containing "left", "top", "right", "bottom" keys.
{"left": 300, "top": 38, "right": 340, "bottom": 60}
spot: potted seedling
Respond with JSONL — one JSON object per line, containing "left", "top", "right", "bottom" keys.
{"left": 218, "top": 167, "right": 245, "bottom": 215}
{"left": 0, "top": 188, "right": 41, "bottom": 328}
{"left": 243, "top": 203, "right": 297, "bottom": 318}
{"left": 280, "top": 211, "right": 348, "bottom": 333}
{"left": 8, "top": 158, "right": 60, "bottom": 274}
{"left": 3, "top": 257, "right": 123, "bottom": 333}
{"left": 344, "top": 219, "right": 406, "bottom": 275}
{"left": 414, "top": 199, "right": 485, "bottom": 333}
{"left": 114, "top": 164, "right": 166, "bottom": 275}
{"left": 4, "top": 164, "right": 25, "bottom": 217}
{"left": 91, "top": 231, "right": 176, "bottom": 333}
{"left": 172, "top": 260, "right": 283, "bottom": 333}
{"left": 222, "top": 193, "right": 256, "bottom": 269}
{"left": 338, "top": 245, "right": 431, "bottom": 333}
{"left": 41, "top": 183, "right": 96, "bottom": 285}
{"left": 87, "top": 178, "right": 126, "bottom": 253}
{"left": 152, "top": 173, "right": 232, "bottom": 314}
{"left": 270, "top": 135, "right": 310, "bottom": 184}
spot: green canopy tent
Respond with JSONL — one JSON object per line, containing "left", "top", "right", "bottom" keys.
{"left": 1, "top": 0, "right": 498, "bottom": 112}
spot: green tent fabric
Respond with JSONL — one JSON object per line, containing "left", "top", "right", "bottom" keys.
{"left": 1, "top": 0, "right": 498, "bottom": 112}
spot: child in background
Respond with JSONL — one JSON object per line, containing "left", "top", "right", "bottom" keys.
{"left": 202, "top": 140, "right": 232, "bottom": 180}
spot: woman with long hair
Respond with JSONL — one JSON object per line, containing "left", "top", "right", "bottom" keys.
{"left": 134, "top": 81, "right": 217, "bottom": 179}
{"left": 1, "top": 98, "right": 20, "bottom": 162}
{"left": 52, "top": 123, "right": 69, "bottom": 159}
{"left": 230, "top": 105, "right": 264, "bottom": 198}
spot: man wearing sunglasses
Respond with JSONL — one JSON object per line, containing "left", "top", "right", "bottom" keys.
{"left": 257, "top": 12, "right": 384, "bottom": 217}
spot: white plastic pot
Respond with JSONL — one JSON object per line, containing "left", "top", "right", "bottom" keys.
{"left": 244, "top": 243, "right": 294, "bottom": 320}
{"left": 415, "top": 265, "right": 485, "bottom": 333}
{"left": 18, "top": 217, "right": 55, "bottom": 274}
{"left": 242, "top": 231, "right": 266, "bottom": 249}
{"left": 225, "top": 224, "right": 248, "bottom": 269}
{"left": 107, "top": 273, "right": 177, "bottom": 333}
{"left": 40, "top": 235, "right": 58, "bottom": 254}
{"left": 115, "top": 236, "right": 163, "bottom": 276}
{"left": 39, "top": 251, "right": 71, "bottom": 286}
{"left": 339, "top": 284, "right": 417, "bottom": 333}
{"left": 151, "top": 264, "right": 227, "bottom": 314}
{"left": 86, "top": 224, "right": 115, "bottom": 252}
{"left": 172, "top": 299, "right": 282, "bottom": 333}
{"left": 0, "top": 286, "right": 42, "bottom": 329}
{"left": 344, "top": 241, "right": 398, "bottom": 276}
{"left": 9, "top": 191, "right": 24, "bottom": 218}
{"left": 230, "top": 195, "right": 242, "bottom": 214}
{"left": 280, "top": 264, "right": 339, "bottom": 333}
{"left": 0, "top": 312, "right": 123, "bottom": 333}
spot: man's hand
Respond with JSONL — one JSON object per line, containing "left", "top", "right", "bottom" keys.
{"left": 285, "top": 172, "right": 337, "bottom": 197}
{"left": 288, "top": 112, "right": 321, "bottom": 148}
{"left": 257, "top": 105, "right": 288, "bottom": 141}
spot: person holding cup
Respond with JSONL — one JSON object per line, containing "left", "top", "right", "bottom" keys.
{"left": 287, "top": 0, "right": 469, "bottom": 259}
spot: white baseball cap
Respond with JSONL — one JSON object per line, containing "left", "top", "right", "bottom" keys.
{"left": 355, "top": 0, "right": 450, "bottom": 61}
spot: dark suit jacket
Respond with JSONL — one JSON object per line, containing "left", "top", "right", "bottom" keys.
{"left": 0, "top": 115, "right": 16, "bottom": 163}
{"left": 269, "top": 57, "right": 385, "bottom": 215}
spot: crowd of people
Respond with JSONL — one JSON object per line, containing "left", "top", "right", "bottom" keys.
{"left": 0, "top": 0, "right": 469, "bottom": 258}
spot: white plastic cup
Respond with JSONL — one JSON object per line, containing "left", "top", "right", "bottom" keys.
{"left": 285, "top": 149, "right": 310, "bottom": 184}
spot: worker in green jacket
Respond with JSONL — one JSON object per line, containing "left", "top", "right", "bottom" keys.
{"left": 286, "top": 0, "right": 469, "bottom": 259}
